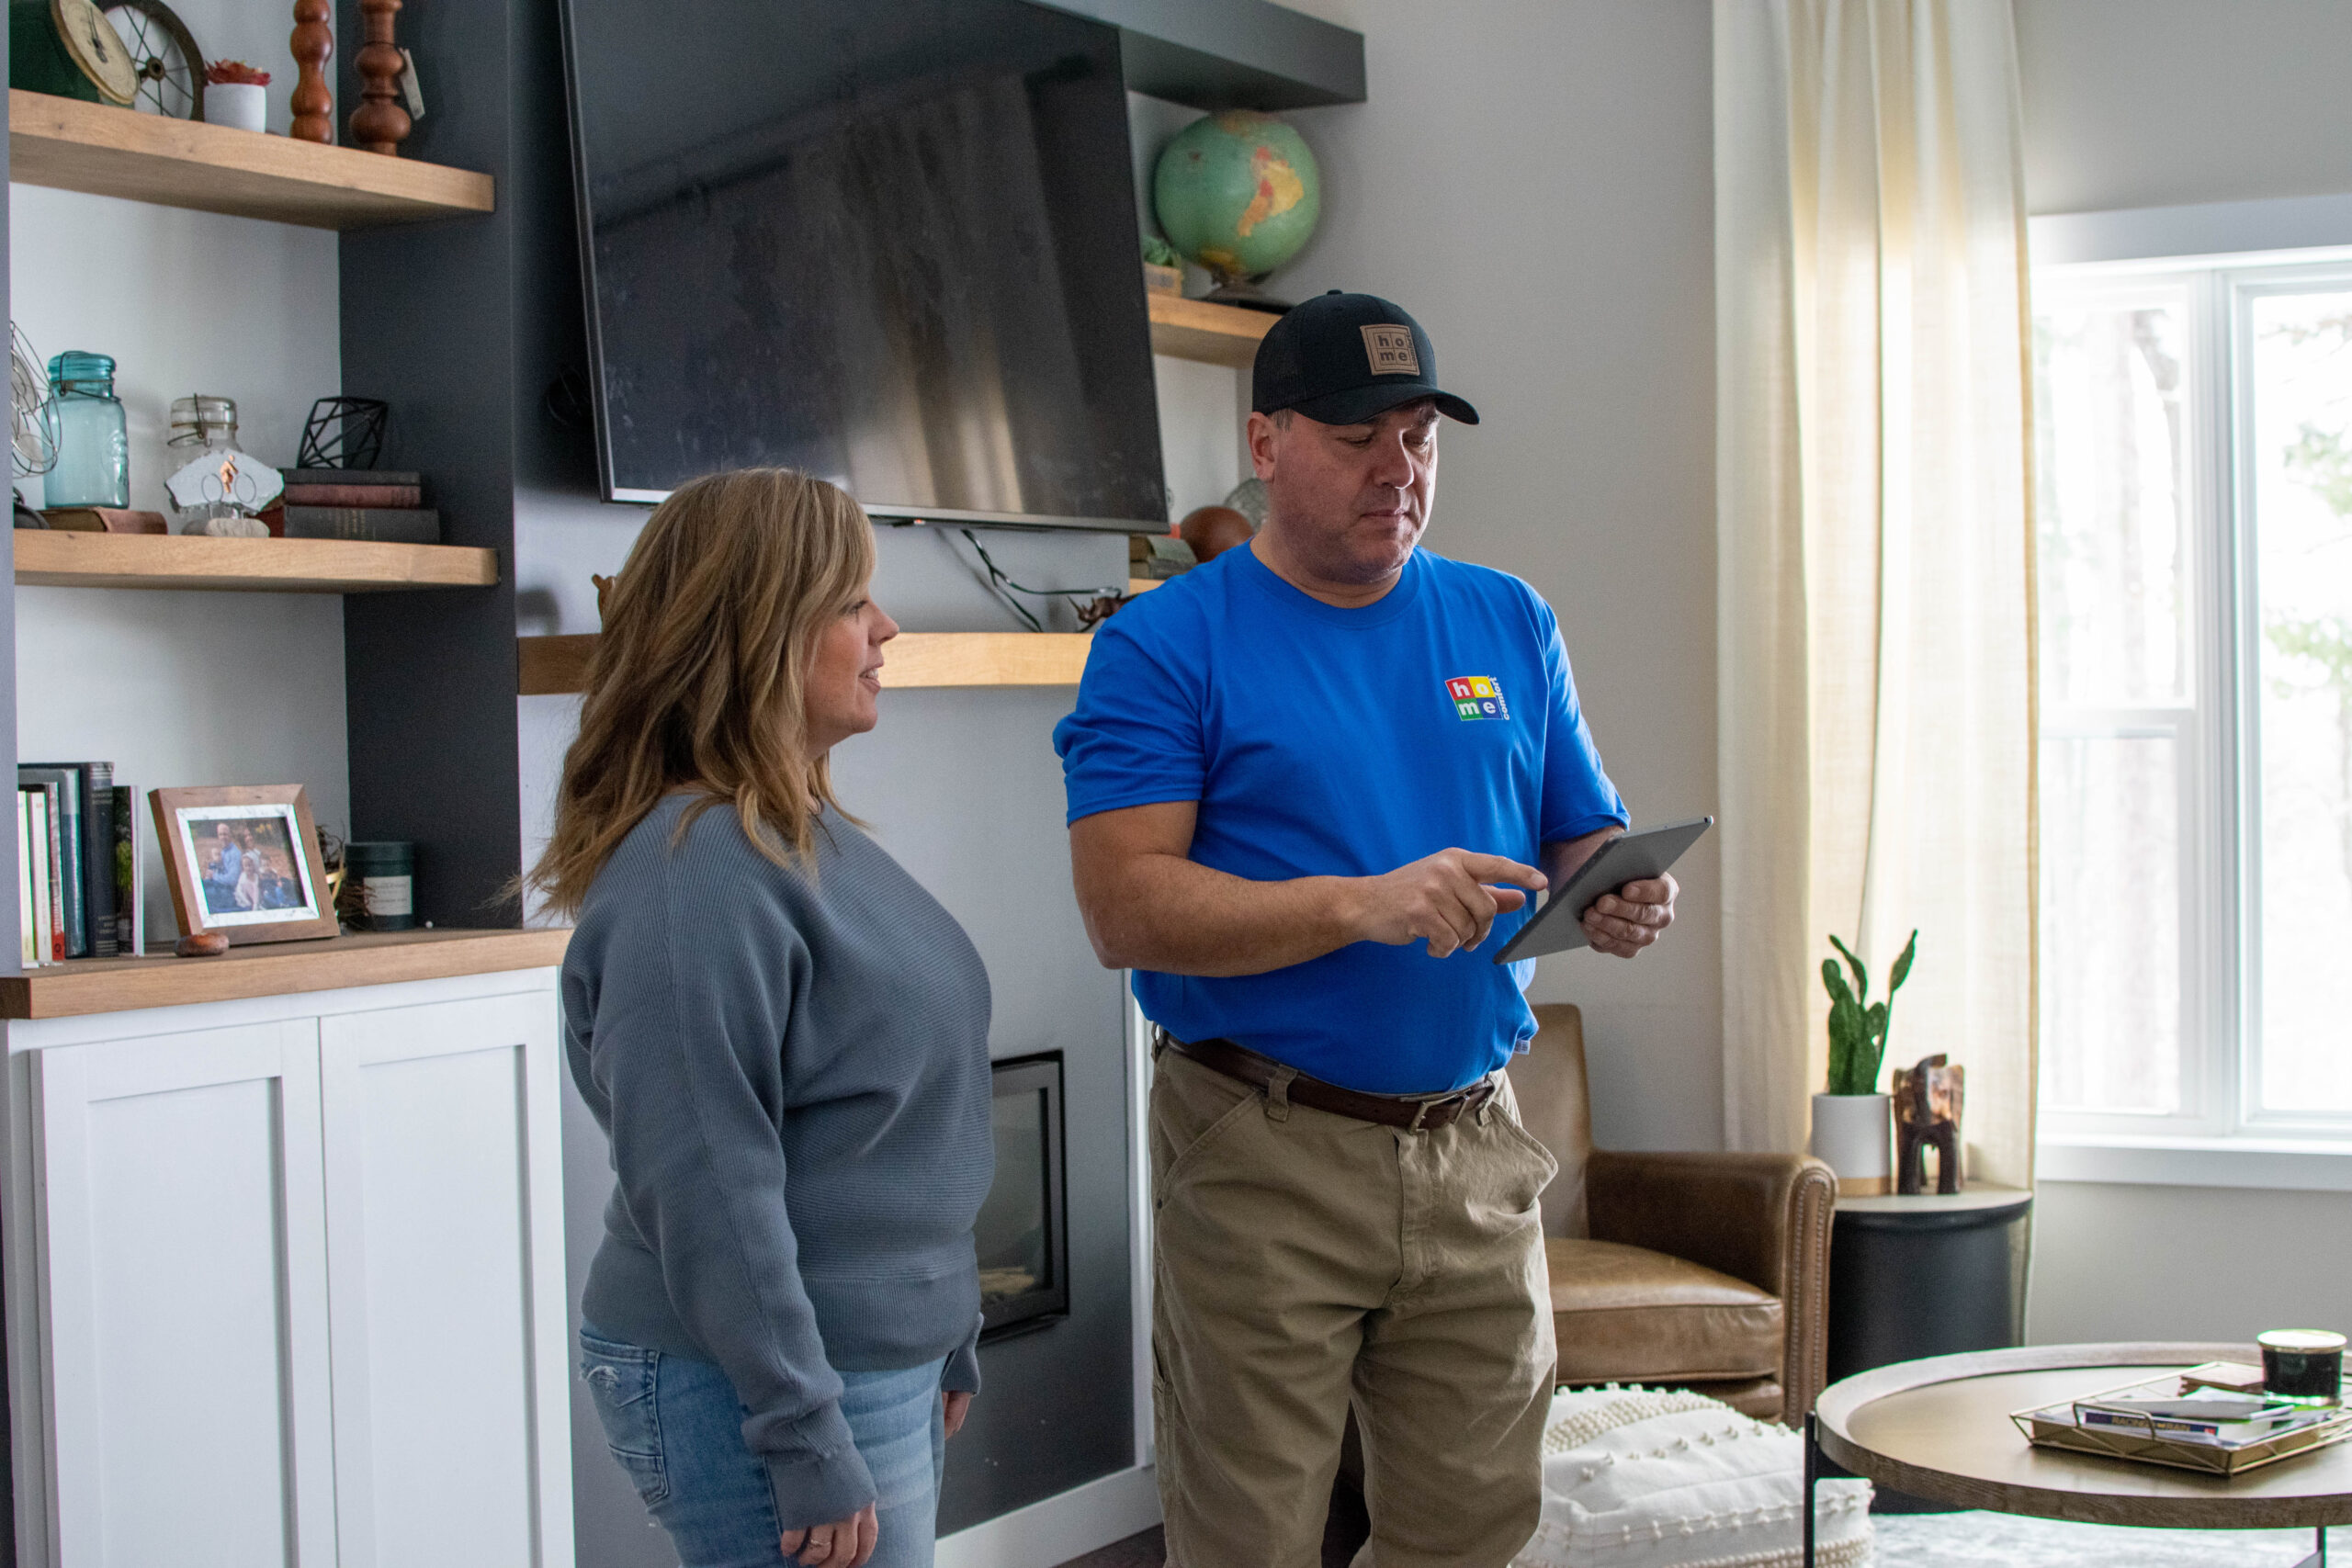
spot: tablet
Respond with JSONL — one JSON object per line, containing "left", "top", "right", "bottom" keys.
{"left": 1489, "top": 816, "right": 1713, "bottom": 964}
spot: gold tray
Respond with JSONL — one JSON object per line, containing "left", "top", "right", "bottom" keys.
{"left": 2011, "top": 1375, "right": 2352, "bottom": 1477}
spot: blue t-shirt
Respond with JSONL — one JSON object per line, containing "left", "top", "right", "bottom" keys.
{"left": 1054, "top": 543, "right": 1626, "bottom": 1093}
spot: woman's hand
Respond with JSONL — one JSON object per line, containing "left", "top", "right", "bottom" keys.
{"left": 780, "top": 1502, "right": 876, "bottom": 1568}
{"left": 944, "top": 1390, "right": 974, "bottom": 1439}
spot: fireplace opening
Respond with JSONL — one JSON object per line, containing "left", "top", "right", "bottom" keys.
{"left": 977, "top": 1053, "right": 1069, "bottom": 1342}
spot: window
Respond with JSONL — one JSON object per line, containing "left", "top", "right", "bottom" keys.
{"left": 2035, "top": 255, "right": 2352, "bottom": 1145}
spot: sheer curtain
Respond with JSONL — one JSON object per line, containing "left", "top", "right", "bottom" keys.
{"left": 1714, "top": 0, "right": 2037, "bottom": 1188}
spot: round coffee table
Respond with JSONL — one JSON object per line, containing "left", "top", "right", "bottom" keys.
{"left": 1804, "top": 1342, "right": 2352, "bottom": 1566}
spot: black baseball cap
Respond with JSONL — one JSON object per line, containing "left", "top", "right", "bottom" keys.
{"left": 1251, "top": 290, "right": 1480, "bottom": 426}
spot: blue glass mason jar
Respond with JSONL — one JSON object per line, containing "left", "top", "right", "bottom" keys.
{"left": 43, "top": 351, "right": 130, "bottom": 508}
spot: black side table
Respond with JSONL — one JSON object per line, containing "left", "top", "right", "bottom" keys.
{"left": 1825, "top": 1184, "right": 2034, "bottom": 1511}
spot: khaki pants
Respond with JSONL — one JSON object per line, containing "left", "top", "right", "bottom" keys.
{"left": 1149, "top": 1046, "right": 1559, "bottom": 1568}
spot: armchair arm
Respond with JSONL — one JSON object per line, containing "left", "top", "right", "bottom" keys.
{"left": 1587, "top": 1150, "right": 1837, "bottom": 1423}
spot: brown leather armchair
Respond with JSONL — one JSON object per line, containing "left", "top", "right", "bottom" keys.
{"left": 1510, "top": 1003, "right": 1836, "bottom": 1425}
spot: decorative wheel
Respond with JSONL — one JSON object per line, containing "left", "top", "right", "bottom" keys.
{"left": 101, "top": 1, "right": 206, "bottom": 120}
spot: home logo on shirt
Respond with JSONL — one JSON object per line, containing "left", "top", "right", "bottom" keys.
{"left": 1445, "top": 675, "right": 1510, "bottom": 721}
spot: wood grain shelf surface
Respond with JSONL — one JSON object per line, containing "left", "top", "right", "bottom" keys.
{"left": 14, "top": 530, "right": 500, "bottom": 592}
{"left": 0, "top": 928, "right": 572, "bottom": 1021}
{"left": 519, "top": 630, "right": 1094, "bottom": 696}
{"left": 8, "top": 89, "right": 495, "bottom": 230}
{"left": 1148, "top": 294, "right": 1276, "bottom": 368}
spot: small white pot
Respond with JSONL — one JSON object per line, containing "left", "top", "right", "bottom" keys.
{"left": 1810, "top": 1093, "right": 1892, "bottom": 1196}
{"left": 209, "top": 84, "right": 268, "bottom": 134}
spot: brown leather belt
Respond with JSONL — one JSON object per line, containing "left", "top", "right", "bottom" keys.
{"left": 1157, "top": 1031, "right": 1498, "bottom": 1131}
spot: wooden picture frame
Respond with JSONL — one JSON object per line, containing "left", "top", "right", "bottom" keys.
{"left": 150, "top": 784, "right": 341, "bottom": 946}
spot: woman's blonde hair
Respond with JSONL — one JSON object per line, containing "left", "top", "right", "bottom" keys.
{"left": 527, "top": 468, "right": 876, "bottom": 918}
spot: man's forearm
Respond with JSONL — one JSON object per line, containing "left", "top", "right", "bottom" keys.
{"left": 1085, "top": 852, "right": 1366, "bottom": 977}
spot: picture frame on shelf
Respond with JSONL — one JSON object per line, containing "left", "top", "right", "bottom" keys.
{"left": 150, "top": 784, "right": 340, "bottom": 945}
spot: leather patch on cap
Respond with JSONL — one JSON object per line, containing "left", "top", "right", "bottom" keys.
{"left": 1361, "top": 324, "right": 1420, "bottom": 378}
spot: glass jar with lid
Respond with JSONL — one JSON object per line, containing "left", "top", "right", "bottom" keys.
{"left": 42, "top": 351, "right": 130, "bottom": 508}
{"left": 164, "top": 394, "right": 280, "bottom": 534}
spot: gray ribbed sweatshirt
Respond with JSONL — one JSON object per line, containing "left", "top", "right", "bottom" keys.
{"left": 562, "top": 795, "right": 993, "bottom": 1529}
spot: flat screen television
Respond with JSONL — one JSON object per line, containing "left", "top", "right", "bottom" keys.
{"left": 559, "top": 0, "right": 1169, "bottom": 530}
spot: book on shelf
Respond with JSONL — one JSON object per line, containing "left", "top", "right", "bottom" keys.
{"left": 17, "top": 785, "right": 62, "bottom": 964}
{"left": 18, "top": 767, "right": 85, "bottom": 956}
{"left": 39, "top": 507, "right": 168, "bottom": 534}
{"left": 112, "top": 783, "right": 141, "bottom": 958}
{"left": 15, "top": 791, "right": 37, "bottom": 967}
{"left": 279, "top": 468, "right": 421, "bottom": 490}
{"left": 16, "top": 762, "right": 120, "bottom": 960}
{"left": 283, "top": 506, "right": 441, "bottom": 544}
{"left": 280, "top": 482, "right": 423, "bottom": 508}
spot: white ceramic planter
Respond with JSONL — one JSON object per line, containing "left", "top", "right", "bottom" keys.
{"left": 1810, "top": 1092, "right": 1892, "bottom": 1196}
{"left": 209, "top": 83, "right": 267, "bottom": 133}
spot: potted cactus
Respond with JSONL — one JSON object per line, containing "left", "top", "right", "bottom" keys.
{"left": 1808, "top": 930, "right": 1917, "bottom": 1195}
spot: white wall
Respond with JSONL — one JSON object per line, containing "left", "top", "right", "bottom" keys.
{"left": 2015, "top": 0, "right": 2352, "bottom": 1347}
{"left": 9, "top": 179, "right": 345, "bottom": 942}
{"left": 1261, "top": 0, "right": 1723, "bottom": 1150}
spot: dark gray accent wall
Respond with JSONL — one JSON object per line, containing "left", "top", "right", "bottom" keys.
{"left": 336, "top": 0, "right": 526, "bottom": 930}
{"left": 1043, "top": 0, "right": 1366, "bottom": 108}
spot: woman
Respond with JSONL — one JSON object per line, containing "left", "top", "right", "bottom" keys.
{"left": 531, "top": 469, "right": 993, "bottom": 1568}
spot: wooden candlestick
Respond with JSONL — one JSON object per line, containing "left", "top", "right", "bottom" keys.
{"left": 288, "top": 0, "right": 334, "bottom": 144}
{"left": 348, "top": 0, "right": 411, "bottom": 156}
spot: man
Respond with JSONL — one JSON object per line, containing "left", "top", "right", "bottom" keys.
{"left": 1053, "top": 292, "right": 1677, "bottom": 1568}
{"left": 204, "top": 824, "right": 243, "bottom": 914}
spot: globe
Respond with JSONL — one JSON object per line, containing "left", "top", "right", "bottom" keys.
{"left": 1152, "top": 111, "right": 1322, "bottom": 285}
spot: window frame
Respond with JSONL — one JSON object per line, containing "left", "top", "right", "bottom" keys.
{"left": 2032, "top": 247, "right": 2352, "bottom": 1156}
{"left": 2227, "top": 260, "right": 2352, "bottom": 1139}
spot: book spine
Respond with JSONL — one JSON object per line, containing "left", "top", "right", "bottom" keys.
{"left": 280, "top": 469, "right": 422, "bottom": 489}
{"left": 23, "top": 791, "right": 48, "bottom": 966}
{"left": 51, "top": 776, "right": 84, "bottom": 957}
{"left": 2081, "top": 1410, "right": 2227, "bottom": 1437}
{"left": 84, "top": 763, "right": 115, "bottom": 957}
{"left": 17, "top": 791, "right": 36, "bottom": 967}
{"left": 36, "top": 789, "right": 62, "bottom": 963}
{"left": 281, "top": 507, "right": 442, "bottom": 544}
{"left": 18, "top": 775, "right": 85, "bottom": 958}
{"left": 279, "top": 484, "right": 423, "bottom": 508}
{"left": 112, "top": 784, "right": 137, "bottom": 957}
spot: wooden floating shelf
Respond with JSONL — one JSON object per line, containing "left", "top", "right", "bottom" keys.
{"left": 520, "top": 631, "right": 1093, "bottom": 697}
{"left": 7, "top": 89, "right": 495, "bottom": 230}
{"left": 13, "top": 531, "right": 500, "bottom": 592}
{"left": 1148, "top": 294, "right": 1276, "bottom": 368}
{"left": 0, "top": 928, "right": 571, "bottom": 1021}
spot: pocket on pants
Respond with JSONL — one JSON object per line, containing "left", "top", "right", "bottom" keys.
{"left": 581, "top": 1328, "right": 671, "bottom": 1507}
{"left": 1487, "top": 1084, "right": 1562, "bottom": 1208}
{"left": 1150, "top": 1055, "right": 1261, "bottom": 1201}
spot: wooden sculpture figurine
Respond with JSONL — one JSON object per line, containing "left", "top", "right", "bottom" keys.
{"left": 349, "top": 0, "right": 410, "bottom": 155}
{"left": 1893, "top": 1053, "right": 1965, "bottom": 1195}
{"left": 288, "top": 0, "right": 333, "bottom": 143}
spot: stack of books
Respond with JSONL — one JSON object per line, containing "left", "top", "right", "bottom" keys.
{"left": 2013, "top": 1362, "right": 2351, "bottom": 1475}
{"left": 16, "top": 764, "right": 143, "bottom": 966}
{"left": 277, "top": 468, "right": 439, "bottom": 544}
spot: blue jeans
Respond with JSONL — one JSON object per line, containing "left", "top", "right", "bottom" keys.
{"left": 581, "top": 1324, "right": 947, "bottom": 1568}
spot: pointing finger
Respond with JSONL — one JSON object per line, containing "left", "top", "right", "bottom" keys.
{"left": 1454, "top": 852, "right": 1546, "bottom": 890}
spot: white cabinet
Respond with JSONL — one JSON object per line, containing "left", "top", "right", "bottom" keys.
{"left": 2, "top": 971, "right": 573, "bottom": 1568}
